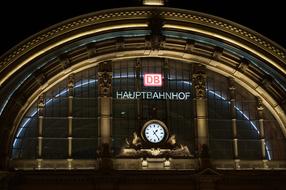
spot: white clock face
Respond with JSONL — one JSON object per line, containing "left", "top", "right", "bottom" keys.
{"left": 144, "top": 123, "right": 165, "bottom": 143}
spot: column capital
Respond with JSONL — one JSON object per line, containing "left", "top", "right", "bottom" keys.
{"left": 192, "top": 65, "right": 206, "bottom": 98}
{"left": 68, "top": 74, "right": 74, "bottom": 88}
{"left": 257, "top": 97, "right": 264, "bottom": 111}
{"left": 98, "top": 62, "right": 112, "bottom": 97}
{"left": 38, "top": 94, "right": 45, "bottom": 108}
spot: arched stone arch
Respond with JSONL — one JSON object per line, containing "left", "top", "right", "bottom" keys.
{"left": 0, "top": 7, "right": 285, "bottom": 169}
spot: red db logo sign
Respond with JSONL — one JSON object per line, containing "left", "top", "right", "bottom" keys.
{"left": 144, "top": 74, "right": 162, "bottom": 87}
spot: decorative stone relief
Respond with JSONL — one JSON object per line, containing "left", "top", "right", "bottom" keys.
{"left": 98, "top": 62, "right": 112, "bottom": 97}
{"left": 192, "top": 68, "right": 206, "bottom": 98}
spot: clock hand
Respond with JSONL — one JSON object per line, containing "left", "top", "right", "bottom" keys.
{"left": 153, "top": 130, "right": 159, "bottom": 140}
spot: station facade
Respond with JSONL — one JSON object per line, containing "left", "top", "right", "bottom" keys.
{"left": 0, "top": 3, "right": 286, "bottom": 190}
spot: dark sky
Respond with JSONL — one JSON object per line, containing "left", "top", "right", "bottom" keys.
{"left": 0, "top": 0, "right": 285, "bottom": 55}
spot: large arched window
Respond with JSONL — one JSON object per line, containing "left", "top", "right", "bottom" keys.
{"left": 10, "top": 58, "right": 286, "bottom": 165}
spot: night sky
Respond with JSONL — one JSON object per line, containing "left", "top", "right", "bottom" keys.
{"left": 0, "top": 0, "right": 285, "bottom": 55}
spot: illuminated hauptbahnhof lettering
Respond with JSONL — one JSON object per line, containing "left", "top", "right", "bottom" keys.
{"left": 116, "top": 91, "right": 191, "bottom": 100}
{"left": 0, "top": 0, "right": 286, "bottom": 189}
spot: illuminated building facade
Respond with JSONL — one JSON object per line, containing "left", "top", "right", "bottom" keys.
{"left": 0, "top": 1, "right": 286, "bottom": 189}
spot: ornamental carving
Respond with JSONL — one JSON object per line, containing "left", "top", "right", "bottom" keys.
{"left": 257, "top": 97, "right": 264, "bottom": 111}
{"left": 37, "top": 94, "right": 45, "bottom": 116}
{"left": 68, "top": 74, "right": 74, "bottom": 96}
{"left": 98, "top": 62, "right": 112, "bottom": 97}
{"left": 98, "top": 71, "right": 112, "bottom": 97}
{"left": 192, "top": 71, "right": 206, "bottom": 98}
{"left": 68, "top": 74, "right": 74, "bottom": 88}
{"left": 38, "top": 94, "right": 45, "bottom": 108}
{"left": 119, "top": 132, "right": 192, "bottom": 158}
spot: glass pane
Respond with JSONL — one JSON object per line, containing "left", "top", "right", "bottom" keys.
{"left": 73, "top": 98, "right": 98, "bottom": 118}
{"left": 12, "top": 138, "right": 37, "bottom": 159}
{"left": 210, "top": 139, "right": 233, "bottom": 159}
{"left": 73, "top": 118, "right": 97, "bottom": 138}
{"left": 43, "top": 118, "right": 67, "bottom": 138}
{"left": 73, "top": 139, "right": 97, "bottom": 159}
{"left": 43, "top": 139, "right": 67, "bottom": 159}
{"left": 238, "top": 139, "right": 261, "bottom": 160}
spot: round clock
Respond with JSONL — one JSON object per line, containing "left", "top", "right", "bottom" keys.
{"left": 141, "top": 120, "right": 168, "bottom": 144}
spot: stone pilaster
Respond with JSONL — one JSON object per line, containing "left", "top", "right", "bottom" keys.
{"left": 98, "top": 62, "right": 112, "bottom": 162}
{"left": 37, "top": 94, "right": 44, "bottom": 160}
{"left": 228, "top": 78, "right": 239, "bottom": 168}
{"left": 67, "top": 75, "right": 74, "bottom": 161}
{"left": 257, "top": 97, "right": 268, "bottom": 167}
{"left": 192, "top": 65, "right": 209, "bottom": 169}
